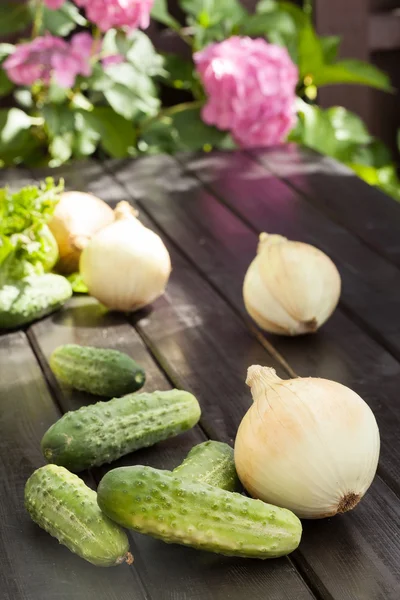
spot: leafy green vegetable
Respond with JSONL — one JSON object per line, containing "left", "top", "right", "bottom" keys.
{"left": 67, "top": 272, "right": 89, "bottom": 294}
{"left": 0, "top": 178, "right": 64, "bottom": 283}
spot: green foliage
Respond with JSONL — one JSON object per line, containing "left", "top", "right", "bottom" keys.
{"left": 139, "top": 106, "right": 234, "bottom": 154}
{"left": 290, "top": 101, "right": 400, "bottom": 200}
{"left": 41, "top": 1, "right": 87, "bottom": 36}
{"left": 0, "top": 3, "right": 31, "bottom": 36}
{"left": 0, "top": 108, "right": 40, "bottom": 167}
{"left": 0, "top": 178, "right": 63, "bottom": 282}
{"left": 151, "top": 0, "right": 180, "bottom": 29}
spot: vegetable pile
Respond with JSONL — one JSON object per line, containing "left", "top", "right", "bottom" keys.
{"left": 0, "top": 180, "right": 172, "bottom": 328}
{"left": 0, "top": 180, "right": 380, "bottom": 568}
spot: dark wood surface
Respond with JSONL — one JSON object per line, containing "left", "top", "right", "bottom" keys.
{"left": 1, "top": 146, "right": 399, "bottom": 600}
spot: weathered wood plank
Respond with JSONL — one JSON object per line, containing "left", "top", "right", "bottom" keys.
{"left": 103, "top": 155, "right": 400, "bottom": 599}
{"left": 181, "top": 149, "right": 400, "bottom": 359}
{"left": 247, "top": 145, "right": 400, "bottom": 268}
{"left": 106, "top": 153, "right": 400, "bottom": 493}
{"left": 0, "top": 331, "right": 144, "bottom": 600}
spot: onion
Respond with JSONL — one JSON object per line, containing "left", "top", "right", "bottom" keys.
{"left": 234, "top": 365, "right": 380, "bottom": 519}
{"left": 243, "top": 234, "right": 341, "bottom": 335}
{"left": 49, "top": 191, "right": 114, "bottom": 274}
{"left": 80, "top": 202, "right": 171, "bottom": 311}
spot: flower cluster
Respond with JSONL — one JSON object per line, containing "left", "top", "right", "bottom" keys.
{"left": 194, "top": 36, "right": 298, "bottom": 147}
{"left": 45, "top": 0, "right": 154, "bottom": 32}
{"left": 4, "top": 33, "right": 93, "bottom": 88}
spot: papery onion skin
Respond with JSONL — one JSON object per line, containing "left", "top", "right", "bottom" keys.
{"left": 49, "top": 192, "right": 114, "bottom": 275}
{"left": 243, "top": 234, "right": 341, "bottom": 335}
{"left": 80, "top": 202, "right": 171, "bottom": 312}
{"left": 234, "top": 366, "right": 380, "bottom": 519}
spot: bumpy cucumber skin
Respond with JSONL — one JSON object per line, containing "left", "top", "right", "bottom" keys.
{"left": 50, "top": 344, "right": 146, "bottom": 398}
{"left": 25, "top": 465, "right": 131, "bottom": 567}
{"left": 173, "top": 441, "right": 241, "bottom": 492}
{"left": 0, "top": 274, "right": 72, "bottom": 329}
{"left": 97, "top": 466, "right": 302, "bottom": 559}
{"left": 41, "top": 390, "right": 201, "bottom": 472}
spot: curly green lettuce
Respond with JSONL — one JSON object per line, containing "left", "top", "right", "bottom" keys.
{"left": 0, "top": 178, "right": 64, "bottom": 284}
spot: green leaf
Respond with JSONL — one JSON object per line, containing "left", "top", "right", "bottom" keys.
{"left": 298, "top": 23, "right": 323, "bottom": 79}
{"left": 126, "top": 31, "right": 165, "bottom": 76}
{"left": 48, "top": 82, "right": 69, "bottom": 104}
{"left": 151, "top": 0, "right": 180, "bottom": 29}
{"left": 256, "top": 0, "right": 277, "bottom": 13}
{"left": 170, "top": 106, "right": 232, "bottom": 150}
{"left": 163, "top": 54, "right": 197, "bottom": 91}
{"left": 104, "top": 84, "right": 159, "bottom": 120}
{"left": 104, "top": 84, "right": 140, "bottom": 120}
{"left": 42, "top": 104, "right": 75, "bottom": 137}
{"left": 0, "top": 70, "right": 13, "bottom": 98}
{"left": 179, "top": 0, "right": 246, "bottom": 25}
{"left": 277, "top": 2, "right": 309, "bottom": 27}
{"left": 0, "top": 3, "right": 31, "bottom": 36}
{"left": 0, "top": 178, "right": 63, "bottom": 281}
{"left": 320, "top": 36, "right": 340, "bottom": 64}
{"left": 78, "top": 107, "right": 136, "bottom": 158}
{"left": 326, "top": 107, "right": 371, "bottom": 146}
{"left": 49, "top": 133, "right": 74, "bottom": 164}
{"left": 0, "top": 108, "right": 33, "bottom": 165}
{"left": 42, "top": 1, "right": 86, "bottom": 36}
{"left": 241, "top": 11, "right": 295, "bottom": 38}
{"left": 0, "top": 43, "right": 14, "bottom": 61}
{"left": 14, "top": 89, "right": 33, "bottom": 109}
{"left": 313, "top": 60, "right": 392, "bottom": 91}
{"left": 67, "top": 272, "right": 89, "bottom": 294}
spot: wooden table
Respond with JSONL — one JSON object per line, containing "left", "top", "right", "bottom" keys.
{"left": 1, "top": 145, "right": 400, "bottom": 600}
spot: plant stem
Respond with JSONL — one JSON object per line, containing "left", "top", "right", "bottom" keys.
{"left": 140, "top": 100, "right": 204, "bottom": 132}
{"left": 32, "top": 0, "right": 44, "bottom": 38}
{"left": 303, "top": 0, "right": 313, "bottom": 17}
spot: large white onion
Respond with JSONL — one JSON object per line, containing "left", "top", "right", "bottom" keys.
{"left": 80, "top": 202, "right": 171, "bottom": 311}
{"left": 49, "top": 191, "right": 114, "bottom": 274}
{"left": 243, "top": 234, "right": 341, "bottom": 335}
{"left": 234, "top": 365, "right": 380, "bottom": 519}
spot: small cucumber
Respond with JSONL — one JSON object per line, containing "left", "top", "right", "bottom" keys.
{"left": 25, "top": 465, "right": 132, "bottom": 567}
{"left": 0, "top": 274, "right": 72, "bottom": 329}
{"left": 41, "top": 390, "right": 201, "bottom": 472}
{"left": 173, "top": 441, "right": 240, "bottom": 492}
{"left": 50, "top": 344, "right": 146, "bottom": 398}
{"left": 97, "top": 466, "right": 302, "bottom": 559}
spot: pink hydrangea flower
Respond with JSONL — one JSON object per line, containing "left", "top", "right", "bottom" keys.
{"left": 74, "top": 0, "right": 154, "bottom": 32}
{"left": 194, "top": 37, "right": 298, "bottom": 148}
{"left": 44, "top": 0, "right": 64, "bottom": 8}
{"left": 4, "top": 33, "right": 93, "bottom": 88}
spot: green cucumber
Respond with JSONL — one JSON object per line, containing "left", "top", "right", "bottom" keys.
{"left": 173, "top": 441, "right": 240, "bottom": 492}
{"left": 25, "top": 464, "right": 132, "bottom": 567}
{"left": 50, "top": 344, "right": 146, "bottom": 398}
{"left": 41, "top": 390, "right": 201, "bottom": 472}
{"left": 97, "top": 466, "right": 302, "bottom": 559}
{"left": 0, "top": 274, "right": 72, "bottom": 329}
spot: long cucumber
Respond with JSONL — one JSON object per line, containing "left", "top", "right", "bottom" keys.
{"left": 41, "top": 390, "right": 201, "bottom": 472}
{"left": 97, "top": 465, "right": 302, "bottom": 559}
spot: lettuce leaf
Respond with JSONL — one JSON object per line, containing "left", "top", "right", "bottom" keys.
{"left": 0, "top": 178, "right": 64, "bottom": 284}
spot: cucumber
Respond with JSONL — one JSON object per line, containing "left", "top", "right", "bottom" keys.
{"left": 41, "top": 390, "right": 201, "bottom": 472}
{"left": 50, "top": 344, "right": 146, "bottom": 398}
{"left": 25, "top": 464, "right": 132, "bottom": 567}
{"left": 97, "top": 466, "right": 302, "bottom": 559}
{"left": 173, "top": 441, "right": 240, "bottom": 492}
{"left": 0, "top": 274, "right": 72, "bottom": 329}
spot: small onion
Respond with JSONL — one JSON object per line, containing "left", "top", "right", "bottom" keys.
{"left": 234, "top": 365, "right": 380, "bottom": 519}
{"left": 80, "top": 202, "right": 171, "bottom": 311}
{"left": 243, "top": 233, "right": 341, "bottom": 335}
{"left": 49, "top": 191, "right": 114, "bottom": 274}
